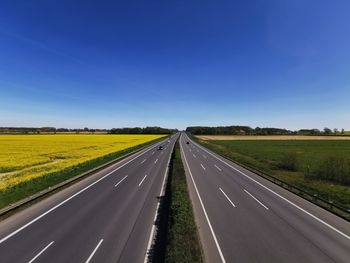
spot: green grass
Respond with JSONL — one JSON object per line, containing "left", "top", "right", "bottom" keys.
{"left": 165, "top": 141, "right": 203, "bottom": 263}
{"left": 0, "top": 137, "right": 164, "bottom": 210}
{"left": 197, "top": 139, "right": 350, "bottom": 210}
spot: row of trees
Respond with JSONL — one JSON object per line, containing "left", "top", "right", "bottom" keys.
{"left": 186, "top": 126, "right": 347, "bottom": 135}
{"left": 0, "top": 127, "right": 106, "bottom": 134}
{"left": 109, "top": 126, "right": 177, "bottom": 134}
{"left": 296, "top": 128, "right": 346, "bottom": 135}
{"left": 0, "top": 126, "right": 177, "bottom": 134}
{"left": 186, "top": 126, "right": 292, "bottom": 135}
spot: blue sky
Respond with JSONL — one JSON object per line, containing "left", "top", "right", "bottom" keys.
{"left": 1, "top": 0, "right": 349, "bottom": 130}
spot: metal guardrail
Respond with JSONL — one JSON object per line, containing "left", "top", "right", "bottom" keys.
{"left": 0, "top": 137, "right": 167, "bottom": 218}
{"left": 189, "top": 134, "right": 350, "bottom": 221}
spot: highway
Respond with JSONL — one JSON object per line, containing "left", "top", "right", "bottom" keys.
{"left": 0, "top": 134, "right": 178, "bottom": 263}
{"left": 180, "top": 133, "right": 350, "bottom": 263}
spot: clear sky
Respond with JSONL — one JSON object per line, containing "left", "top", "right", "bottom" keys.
{"left": 1, "top": 0, "right": 349, "bottom": 130}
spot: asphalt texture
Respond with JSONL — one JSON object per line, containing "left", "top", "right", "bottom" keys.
{"left": 0, "top": 134, "right": 178, "bottom": 263}
{"left": 179, "top": 133, "right": 350, "bottom": 263}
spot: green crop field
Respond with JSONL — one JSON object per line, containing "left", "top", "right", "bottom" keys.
{"left": 197, "top": 138, "right": 350, "bottom": 210}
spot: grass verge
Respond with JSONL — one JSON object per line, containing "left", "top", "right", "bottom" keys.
{"left": 151, "top": 140, "right": 203, "bottom": 262}
{"left": 0, "top": 137, "right": 165, "bottom": 210}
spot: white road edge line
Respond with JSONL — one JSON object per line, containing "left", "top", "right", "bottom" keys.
{"left": 0, "top": 139, "right": 166, "bottom": 245}
{"left": 214, "top": 165, "right": 222, "bottom": 172}
{"left": 200, "top": 163, "right": 206, "bottom": 171}
{"left": 154, "top": 158, "right": 158, "bottom": 164}
{"left": 180, "top": 137, "right": 226, "bottom": 263}
{"left": 114, "top": 175, "right": 128, "bottom": 187}
{"left": 244, "top": 189, "right": 269, "bottom": 210}
{"left": 28, "top": 241, "right": 54, "bottom": 263}
{"left": 86, "top": 239, "right": 103, "bottom": 263}
{"left": 139, "top": 175, "right": 148, "bottom": 187}
{"left": 219, "top": 188, "right": 236, "bottom": 208}
{"left": 186, "top": 135, "right": 350, "bottom": 241}
{"left": 141, "top": 159, "right": 147, "bottom": 164}
{"left": 144, "top": 140, "right": 175, "bottom": 263}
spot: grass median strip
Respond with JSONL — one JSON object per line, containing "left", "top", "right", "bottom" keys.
{"left": 151, "top": 140, "right": 203, "bottom": 263}
{"left": 165, "top": 141, "right": 203, "bottom": 262}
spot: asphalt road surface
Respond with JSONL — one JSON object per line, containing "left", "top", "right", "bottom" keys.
{"left": 0, "top": 134, "right": 178, "bottom": 263}
{"left": 180, "top": 133, "right": 350, "bottom": 263}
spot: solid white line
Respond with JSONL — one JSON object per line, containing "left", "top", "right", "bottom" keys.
{"left": 144, "top": 142, "right": 175, "bottom": 263}
{"left": 200, "top": 163, "right": 206, "bottom": 171}
{"left": 193, "top": 154, "right": 196, "bottom": 158}
{"left": 154, "top": 158, "right": 158, "bottom": 164}
{"left": 141, "top": 159, "right": 147, "bottom": 164}
{"left": 180, "top": 138, "right": 226, "bottom": 263}
{"left": 114, "top": 175, "right": 128, "bottom": 187}
{"left": 0, "top": 139, "right": 165, "bottom": 245}
{"left": 186, "top": 135, "right": 350, "bottom": 241}
{"left": 152, "top": 151, "right": 155, "bottom": 155}
{"left": 86, "top": 239, "right": 103, "bottom": 263}
{"left": 139, "top": 175, "right": 148, "bottom": 187}
{"left": 214, "top": 165, "right": 222, "bottom": 172}
{"left": 28, "top": 241, "right": 54, "bottom": 263}
{"left": 219, "top": 188, "right": 236, "bottom": 208}
{"left": 244, "top": 189, "right": 269, "bottom": 210}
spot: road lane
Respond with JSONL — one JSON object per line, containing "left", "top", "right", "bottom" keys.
{"left": 180, "top": 133, "right": 350, "bottom": 263}
{"left": 0, "top": 134, "right": 178, "bottom": 263}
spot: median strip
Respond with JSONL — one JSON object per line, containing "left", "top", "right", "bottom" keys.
{"left": 149, "top": 140, "right": 203, "bottom": 262}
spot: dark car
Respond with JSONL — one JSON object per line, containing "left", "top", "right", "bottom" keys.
{"left": 186, "top": 141, "right": 190, "bottom": 144}
{"left": 158, "top": 145, "right": 163, "bottom": 150}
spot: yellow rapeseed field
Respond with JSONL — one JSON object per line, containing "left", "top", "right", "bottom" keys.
{"left": 0, "top": 134, "right": 164, "bottom": 190}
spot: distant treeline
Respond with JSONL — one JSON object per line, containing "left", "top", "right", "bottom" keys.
{"left": 0, "top": 126, "right": 177, "bottom": 134}
{"left": 186, "top": 126, "right": 347, "bottom": 135}
{"left": 109, "top": 126, "right": 177, "bottom": 134}
{"left": 0, "top": 127, "right": 105, "bottom": 134}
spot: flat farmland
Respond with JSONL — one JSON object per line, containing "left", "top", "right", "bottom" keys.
{"left": 198, "top": 135, "right": 350, "bottom": 140}
{"left": 196, "top": 136, "right": 350, "bottom": 210}
{"left": 0, "top": 134, "right": 164, "bottom": 208}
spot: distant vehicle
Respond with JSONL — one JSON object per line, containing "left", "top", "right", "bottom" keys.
{"left": 186, "top": 141, "right": 190, "bottom": 144}
{"left": 158, "top": 145, "right": 163, "bottom": 150}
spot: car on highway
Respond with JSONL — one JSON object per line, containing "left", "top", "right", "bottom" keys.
{"left": 186, "top": 141, "right": 190, "bottom": 144}
{"left": 158, "top": 145, "right": 163, "bottom": 150}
